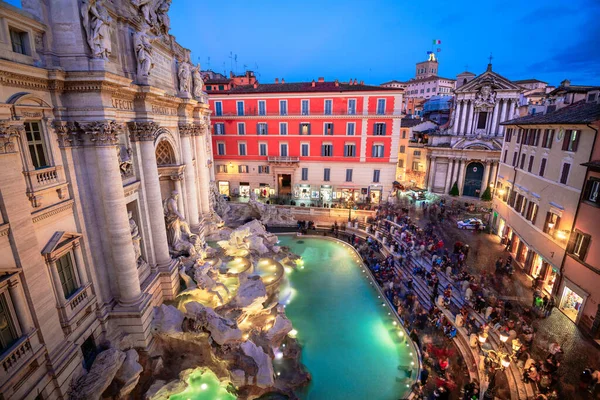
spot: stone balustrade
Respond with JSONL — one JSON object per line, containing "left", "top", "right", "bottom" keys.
{"left": 57, "top": 283, "right": 94, "bottom": 334}
{"left": 0, "top": 336, "right": 33, "bottom": 373}
{"left": 23, "top": 166, "right": 61, "bottom": 190}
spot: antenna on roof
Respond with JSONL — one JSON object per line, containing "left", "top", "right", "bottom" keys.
{"left": 234, "top": 54, "right": 238, "bottom": 75}
{"left": 206, "top": 56, "right": 210, "bottom": 70}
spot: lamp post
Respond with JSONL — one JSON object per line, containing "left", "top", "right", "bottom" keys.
{"left": 480, "top": 331, "right": 518, "bottom": 400}
{"left": 346, "top": 196, "right": 355, "bottom": 222}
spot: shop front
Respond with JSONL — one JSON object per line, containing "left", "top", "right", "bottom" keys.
{"left": 293, "top": 184, "right": 312, "bottom": 206}
{"left": 320, "top": 185, "right": 333, "bottom": 204}
{"left": 218, "top": 181, "right": 230, "bottom": 196}
{"left": 559, "top": 279, "right": 588, "bottom": 323}
{"left": 239, "top": 182, "right": 251, "bottom": 198}
{"left": 368, "top": 185, "right": 382, "bottom": 204}
{"left": 258, "top": 183, "right": 271, "bottom": 199}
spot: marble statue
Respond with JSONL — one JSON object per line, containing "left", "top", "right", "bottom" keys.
{"left": 475, "top": 85, "right": 496, "bottom": 109}
{"left": 80, "top": 0, "right": 112, "bottom": 59}
{"left": 133, "top": 26, "right": 156, "bottom": 77}
{"left": 128, "top": 211, "right": 143, "bottom": 264}
{"left": 163, "top": 190, "right": 201, "bottom": 257}
{"left": 132, "top": 0, "right": 171, "bottom": 35}
{"left": 192, "top": 65, "right": 204, "bottom": 98}
{"left": 177, "top": 61, "right": 191, "bottom": 93}
{"left": 192, "top": 261, "right": 230, "bottom": 304}
{"left": 210, "top": 182, "right": 231, "bottom": 217}
{"left": 118, "top": 145, "right": 133, "bottom": 177}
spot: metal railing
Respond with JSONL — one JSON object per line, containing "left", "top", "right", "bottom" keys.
{"left": 267, "top": 156, "right": 300, "bottom": 163}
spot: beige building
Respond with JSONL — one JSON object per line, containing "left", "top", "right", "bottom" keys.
{"left": 396, "top": 119, "right": 436, "bottom": 188}
{"left": 0, "top": 1, "right": 213, "bottom": 398}
{"left": 492, "top": 99, "right": 600, "bottom": 298}
{"left": 425, "top": 64, "right": 522, "bottom": 196}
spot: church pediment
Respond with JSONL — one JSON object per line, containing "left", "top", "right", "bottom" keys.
{"left": 452, "top": 137, "right": 503, "bottom": 151}
{"left": 456, "top": 70, "right": 523, "bottom": 93}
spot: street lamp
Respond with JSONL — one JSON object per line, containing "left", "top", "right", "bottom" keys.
{"left": 346, "top": 196, "right": 355, "bottom": 222}
{"left": 482, "top": 348, "right": 516, "bottom": 399}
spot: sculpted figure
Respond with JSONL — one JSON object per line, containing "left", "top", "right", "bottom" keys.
{"left": 164, "top": 190, "right": 200, "bottom": 257}
{"left": 475, "top": 85, "right": 496, "bottom": 108}
{"left": 132, "top": 0, "right": 171, "bottom": 34}
{"left": 156, "top": 0, "right": 172, "bottom": 34}
{"left": 133, "top": 26, "right": 156, "bottom": 77}
{"left": 193, "top": 261, "right": 230, "bottom": 304}
{"left": 118, "top": 145, "right": 133, "bottom": 177}
{"left": 178, "top": 61, "right": 191, "bottom": 93}
{"left": 128, "top": 211, "right": 143, "bottom": 264}
{"left": 80, "top": 0, "right": 112, "bottom": 58}
{"left": 192, "top": 65, "right": 204, "bottom": 98}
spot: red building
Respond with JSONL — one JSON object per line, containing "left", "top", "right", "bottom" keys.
{"left": 207, "top": 76, "right": 404, "bottom": 206}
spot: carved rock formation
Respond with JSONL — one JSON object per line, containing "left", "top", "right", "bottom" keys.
{"left": 241, "top": 340, "right": 275, "bottom": 388}
{"left": 152, "top": 304, "right": 185, "bottom": 335}
{"left": 69, "top": 348, "right": 126, "bottom": 400}
{"left": 184, "top": 302, "right": 242, "bottom": 345}
{"left": 114, "top": 349, "right": 143, "bottom": 398}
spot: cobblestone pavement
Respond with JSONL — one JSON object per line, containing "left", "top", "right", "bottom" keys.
{"left": 410, "top": 206, "right": 600, "bottom": 399}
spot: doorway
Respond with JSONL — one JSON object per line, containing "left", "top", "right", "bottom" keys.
{"left": 278, "top": 174, "right": 292, "bottom": 195}
{"left": 560, "top": 286, "right": 585, "bottom": 323}
{"left": 463, "top": 162, "right": 484, "bottom": 197}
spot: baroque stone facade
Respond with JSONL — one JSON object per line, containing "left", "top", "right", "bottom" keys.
{"left": 424, "top": 64, "right": 522, "bottom": 197}
{"left": 0, "top": 1, "right": 213, "bottom": 398}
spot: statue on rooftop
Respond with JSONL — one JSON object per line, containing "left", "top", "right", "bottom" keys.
{"left": 80, "top": 0, "right": 112, "bottom": 59}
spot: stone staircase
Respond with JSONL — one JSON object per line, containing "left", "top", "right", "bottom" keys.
{"left": 348, "top": 220, "right": 536, "bottom": 400}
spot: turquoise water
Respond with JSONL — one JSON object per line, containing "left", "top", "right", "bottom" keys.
{"left": 277, "top": 236, "right": 416, "bottom": 400}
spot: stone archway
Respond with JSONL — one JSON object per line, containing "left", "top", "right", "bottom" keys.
{"left": 463, "top": 162, "right": 484, "bottom": 197}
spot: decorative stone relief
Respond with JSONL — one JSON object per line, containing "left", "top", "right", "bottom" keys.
{"left": 0, "top": 120, "right": 24, "bottom": 154}
{"left": 131, "top": 0, "right": 172, "bottom": 35}
{"left": 128, "top": 121, "right": 159, "bottom": 142}
{"left": 474, "top": 85, "right": 496, "bottom": 109}
{"left": 80, "top": 0, "right": 113, "bottom": 59}
{"left": 129, "top": 211, "right": 145, "bottom": 266}
{"left": 177, "top": 123, "right": 194, "bottom": 136}
{"left": 78, "top": 120, "right": 122, "bottom": 146}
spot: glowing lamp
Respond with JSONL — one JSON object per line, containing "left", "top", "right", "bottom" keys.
{"left": 478, "top": 334, "right": 487, "bottom": 344}
{"left": 289, "top": 329, "right": 298, "bottom": 338}
{"left": 200, "top": 383, "right": 208, "bottom": 390}
{"left": 499, "top": 332, "right": 509, "bottom": 343}
{"left": 501, "top": 356, "right": 511, "bottom": 368}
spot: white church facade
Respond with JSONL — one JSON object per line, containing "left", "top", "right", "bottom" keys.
{"left": 425, "top": 65, "right": 522, "bottom": 197}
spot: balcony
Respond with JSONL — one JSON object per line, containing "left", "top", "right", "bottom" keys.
{"left": 267, "top": 156, "right": 300, "bottom": 164}
{"left": 57, "top": 283, "right": 95, "bottom": 335}
{"left": 23, "top": 166, "right": 69, "bottom": 208}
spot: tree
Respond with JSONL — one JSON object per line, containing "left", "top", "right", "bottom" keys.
{"left": 449, "top": 181, "right": 459, "bottom": 196}
{"left": 480, "top": 186, "right": 492, "bottom": 201}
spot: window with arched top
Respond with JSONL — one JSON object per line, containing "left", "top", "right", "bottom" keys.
{"left": 155, "top": 140, "right": 175, "bottom": 165}
{"left": 463, "top": 78, "right": 467, "bottom": 86}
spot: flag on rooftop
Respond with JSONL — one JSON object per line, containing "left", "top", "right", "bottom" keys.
{"left": 433, "top": 39, "right": 441, "bottom": 44}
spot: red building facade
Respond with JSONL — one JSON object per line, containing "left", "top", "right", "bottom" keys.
{"left": 208, "top": 77, "right": 404, "bottom": 205}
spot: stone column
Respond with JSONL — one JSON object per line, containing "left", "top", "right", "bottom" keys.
{"left": 178, "top": 124, "right": 200, "bottom": 228}
{"left": 444, "top": 158, "right": 455, "bottom": 194}
{"left": 427, "top": 157, "right": 437, "bottom": 191}
{"left": 453, "top": 102, "right": 462, "bottom": 134}
{"left": 457, "top": 159, "right": 466, "bottom": 195}
{"left": 490, "top": 102, "right": 500, "bottom": 135}
{"left": 128, "top": 122, "right": 172, "bottom": 269}
{"left": 72, "top": 241, "right": 89, "bottom": 284}
{"left": 74, "top": 121, "right": 142, "bottom": 305}
{"left": 8, "top": 277, "right": 35, "bottom": 334}
{"left": 481, "top": 161, "right": 491, "bottom": 194}
{"left": 172, "top": 175, "right": 185, "bottom": 214}
{"left": 460, "top": 101, "right": 469, "bottom": 134}
{"left": 195, "top": 124, "right": 212, "bottom": 215}
{"left": 48, "top": 259, "right": 67, "bottom": 307}
{"left": 466, "top": 102, "right": 475, "bottom": 135}
{"left": 498, "top": 100, "right": 508, "bottom": 136}
{"left": 489, "top": 162, "right": 499, "bottom": 188}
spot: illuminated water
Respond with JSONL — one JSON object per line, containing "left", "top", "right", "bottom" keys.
{"left": 169, "top": 368, "right": 236, "bottom": 400}
{"left": 278, "top": 236, "right": 416, "bottom": 400}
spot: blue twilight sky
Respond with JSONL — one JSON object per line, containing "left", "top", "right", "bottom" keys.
{"left": 6, "top": 0, "right": 599, "bottom": 86}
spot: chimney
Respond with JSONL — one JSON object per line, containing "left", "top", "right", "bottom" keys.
{"left": 335, "top": 79, "right": 339, "bottom": 87}
{"left": 349, "top": 78, "right": 353, "bottom": 85}
{"left": 253, "top": 82, "right": 258, "bottom": 89}
{"left": 360, "top": 80, "right": 364, "bottom": 85}
{"left": 275, "top": 78, "right": 279, "bottom": 84}
{"left": 561, "top": 79, "right": 571, "bottom": 87}
{"left": 318, "top": 77, "right": 325, "bottom": 83}
{"left": 353, "top": 79, "right": 358, "bottom": 85}
{"left": 281, "top": 78, "right": 285, "bottom": 84}
{"left": 311, "top": 79, "right": 315, "bottom": 87}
